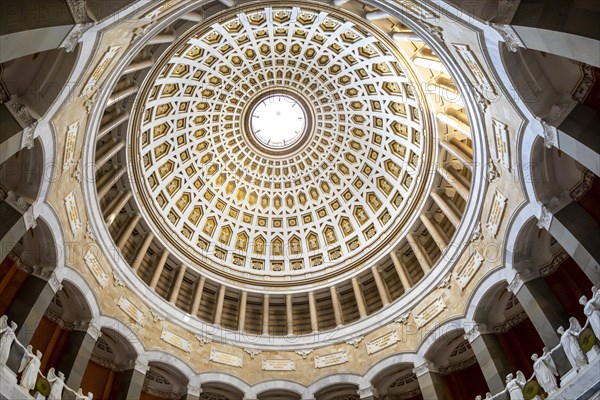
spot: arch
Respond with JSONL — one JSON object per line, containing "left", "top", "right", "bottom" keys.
{"left": 464, "top": 268, "right": 512, "bottom": 323}
{"left": 144, "top": 350, "right": 196, "bottom": 381}
{"left": 144, "top": 360, "right": 190, "bottom": 399}
{"left": 362, "top": 352, "right": 424, "bottom": 384}
{"left": 307, "top": 373, "right": 363, "bottom": 397}
{"left": 502, "top": 201, "right": 540, "bottom": 278}
{"left": 94, "top": 315, "right": 145, "bottom": 356}
{"left": 58, "top": 265, "right": 101, "bottom": 320}
{"left": 415, "top": 317, "right": 468, "bottom": 359}
{"left": 0, "top": 137, "right": 44, "bottom": 203}
{"left": 252, "top": 379, "right": 309, "bottom": 398}
{"left": 197, "top": 372, "right": 252, "bottom": 394}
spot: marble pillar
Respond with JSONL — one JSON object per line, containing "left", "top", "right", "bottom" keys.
{"left": 413, "top": 362, "right": 447, "bottom": 400}
{"left": 464, "top": 326, "right": 512, "bottom": 395}
{"left": 114, "top": 359, "right": 148, "bottom": 400}
{"left": 59, "top": 322, "right": 102, "bottom": 392}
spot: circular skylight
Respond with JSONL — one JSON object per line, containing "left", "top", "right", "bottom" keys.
{"left": 251, "top": 94, "right": 306, "bottom": 149}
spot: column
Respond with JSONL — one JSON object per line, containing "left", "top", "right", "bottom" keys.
{"left": 371, "top": 266, "right": 391, "bottom": 305}
{"left": 0, "top": 202, "right": 35, "bottom": 262}
{"left": 147, "top": 31, "right": 177, "bottom": 45}
{"left": 330, "top": 286, "right": 343, "bottom": 326}
{"left": 123, "top": 57, "right": 154, "bottom": 75}
{"left": 106, "top": 84, "right": 139, "bottom": 107}
{"left": 186, "top": 384, "right": 201, "bottom": 400}
{"left": 59, "top": 322, "right": 102, "bottom": 392}
{"left": 190, "top": 276, "right": 205, "bottom": 316}
{"left": 392, "top": 31, "right": 422, "bottom": 42}
{"left": 437, "top": 165, "right": 469, "bottom": 200}
{"left": 116, "top": 214, "right": 140, "bottom": 250}
{"left": 365, "top": 10, "right": 388, "bottom": 20}
{"left": 436, "top": 112, "right": 471, "bottom": 137}
{"left": 420, "top": 215, "right": 449, "bottom": 251}
{"left": 286, "top": 294, "right": 294, "bottom": 335}
{"left": 351, "top": 278, "right": 367, "bottom": 318}
{"left": 464, "top": 326, "right": 513, "bottom": 394}
{"left": 104, "top": 191, "right": 131, "bottom": 226}
{"left": 439, "top": 139, "right": 473, "bottom": 169}
{"left": 97, "top": 166, "right": 126, "bottom": 199}
{"left": 414, "top": 362, "right": 447, "bottom": 400}
{"left": 169, "top": 264, "right": 186, "bottom": 303}
{"left": 214, "top": 286, "right": 226, "bottom": 326}
{"left": 390, "top": 251, "right": 413, "bottom": 290}
{"left": 131, "top": 232, "right": 153, "bottom": 271}
{"left": 0, "top": 103, "right": 35, "bottom": 165}
{"left": 95, "top": 139, "right": 125, "bottom": 170}
{"left": 539, "top": 203, "right": 600, "bottom": 285}
{"left": 406, "top": 233, "right": 432, "bottom": 272}
{"left": 358, "top": 386, "right": 379, "bottom": 400}
{"left": 431, "top": 192, "right": 460, "bottom": 227}
{"left": 40, "top": 322, "right": 62, "bottom": 372}
{"left": 308, "top": 292, "right": 318, "bottom": 332}
{"left": 149, "top": 251, "right": 169, "bottom": 289}
{"left": 114, "top": 359, "right": 148, "bottom": 400}
{"left": 238, "top": 291, "right": 247, "bottom": 332}
{"left": 262, "top": 294, "right": 270, "bottom": 335}
{"left": 98, "top": 110, "right": 129, "bottom": 140}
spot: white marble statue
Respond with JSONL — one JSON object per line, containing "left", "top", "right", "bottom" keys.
{"left": 47, "top": 368, "right": 66, "bottom": 400}
{"left": 531, "top": 347, "right": 559, "bottom": 395}
{"left": 580, "top": 291, "right": 600, "bottom": 339}
{"left": 503, "top": 372, "right": 526, "bottom": 400}
{"left": 18, "top": 345, "right": 42, "bottom": 391}
{"left": 0, "top": 316, "right": 18, "bottom": 366}
{"left": 558, "top": 318, "right": 588, "bottom": 371}
{"left": 75, "top": 388, "right": 94, "bottom": 400}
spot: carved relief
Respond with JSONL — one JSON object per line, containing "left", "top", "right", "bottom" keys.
{"left": 485, "top": 190, "right": 508, "bottom": 237}
{"left": 414, "top": 296, "right": 446, "bottom": 328}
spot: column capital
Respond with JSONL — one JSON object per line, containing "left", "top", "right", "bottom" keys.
{"left": 60, "top": 23, "right": 94, "bottom": 52}
{"left": 507, "top": 273, "right": 524, "bottom": 294}
{"left": 129, "top": 357, "right": 149, "bottom": 374}
{"left": 491, "top": 23, "right": 525, "bottom": 52}
{"left": 86, "top": 321, "right": 103, "bottom": 340}
{"left": 187, "top": 384, "right": 201, "bottom": 397}
{"left": 463, "top": 324, "right": 492, "bottom": 343}
{"left": 357, "top": 386, "right": 378, "bottom": 398}
{"left": 412, "top": 361, "right": 438, "bottom": 377}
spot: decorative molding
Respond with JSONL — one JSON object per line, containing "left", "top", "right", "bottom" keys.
{"left": 117, "top": 295, "right": 145, "bottom": 325}
{"left": 571, "top": 169, "right": 595, "bottom": 200}
{"left": 7, "top": 191, "right": 30, "bottom": 214}
{"left": 86, "top": 321, "right": 103, "bottom": 340}
{"left": 243, "top": 348, "right": 261, "bottom": 359}
{"left": 209, "top": 348, "right": 243, "bottom": 368}
{"left": 437, "top": 273, "right": 452, "bottom": 289}
{"left": 346, "top": 336, "right": 364, "bottom": 348}
{"left": 83, "top": 249, "right": 109, "bottom": 288}
{"left": 161, "top": 328, "right": 192, "bottom": 352}
{"left": 65, "top": 0, "right": 91, "bottom": 24}
{"left": 572, "top": 63, "right": 595, "bottom": 102}
{"left": 315, "top": 350, "right": 348, "bottom": 368}
{"left": 194, "top": 334, "right": 212, "bottom": 346}
{"left": 412, "top": 361, "right": 436, "bottom": 377}
{"left": 490, "top": 310, "right": 528, "bottom": 334}
{"left": 85, "top": 221, "right": 96, "bottom": 241}
{"left": 485, "top": 190, "right": 508, "bottom": 237}
{"left": 20, "top": 122, "right": 37, "bottom": 150}
{"left": 455, "top": 249, "right": 484, "bottom": 290}
{"left": 64, "top": 191, "right": 83, "bottom": 235}
{"left": 59, "top": 23, "right": 93, "bottom": 52}
{"left": 5, "top": 96, "right": 35, "bottom": 128}
{"left": 507, "top": 273, "right": 524, "bottom": 294}
{"left": 452, "top": 43, "right": 497, "bottom": 97}
{"left": 262, "top": 359, "right": 296, "bottom": 371}
{"left": 414, "top": 296, "right": 446, "bottom": 328}
{"left": 438, "top": 355, "right": 478, "bottom": 375}
{"left": 394, "top": 311, "right": 411, "bottom": 325}
{"left": 134, "top": 358, "right": 150, "bottom": 374}
{"left": 463, "top": 325, "right": 482, "bottom": 343}
{"left": 81, "top": 46, "right": 121, "bottom": 95}
{"left": 295, "top": 349, "right": 313, "bottom": 359}
{"left": 492, "top": 24, "right": 525, "bottom": 52}
{"left": 540, "top": 119, "right": 558, "bottom": 148}
{"left": 470, "top": 221, "right": 483, "bottom": 242}
{"left": 142, "top": 385, "right": 181, "bottom": 399}
{"left": 366, "top": 330, "right": 399, "bottom": 354}
{"left": 539, "top": 249, "right": 569, "bottom": 277}
{"left": 537, "top": 205, "right": 552, "bottom": 230}
{"left": 150, "top": 310, "right": 165, "bottom": 323}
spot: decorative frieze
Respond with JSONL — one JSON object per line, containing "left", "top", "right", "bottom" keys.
{"left": 315, "top": 350, "right": 349, "bottom": 368}
{"left": 452, "top": 44, "right": 496, "bottom": 97}
{"left": 492, "top": 24, "right": 525, "bottom": 52}
{"left": 295, "top": 349, "right": 313, "bottom": 359}
{"left": 455, "top": 250, "right": 484, "bottom": 289}
{"left": 414, "top": 296, "right": 446, "bottom": 328}
{"left": 64, "top": 191, "right": 82, "bottom": 235}
{"left": 262, "top": 359, "right": 296, "bottom": 371}
{"left": 243, "top": 348, "right": 261, "bottom": 359}
{"left": 485, "top": 190, "right": 508, "bottom": 237}
{"left": 83, "top": 250, "right": 109, "bottom": 288}
{"left": 194, "top": 334, "right": 212, "bottom": 346}
{"left": 346, "top": 336, "right": 364, "bottom": 348}
{"left": 394, "top": 311, "right": 411, "bottom": 325}
{"left": 366, "top": 330, "right": 400, "bottom": 354}
{"left": 160, "top": 328, "right": 192, "bottom": 352}
{"left": 63, "top": 121, "right": 80, "bottom": 169}
{"left": 82, "top": 46, "right": 121, "bottom": 95}
{"left": 209, "top": 348, "right": 243, "bottom": 368}
{"left": 492, "top": 119, "right": 511, "bottom": 170}
{"left": 117, "top": 295, "right": 145, "bottom": 325}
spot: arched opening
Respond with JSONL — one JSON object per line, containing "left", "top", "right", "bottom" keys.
{"left": 371, "top": 362, "right": 422, "bottom": 400}
{"left": 80, "top": 327, "right": 139, "bottom": 399}
{"left": 0, "top": 137, "right": 44, "bottom": 204}
{"left": 257, "top": 388, "right": 302, "bottom": 400}
{"left": 141, "top": 362, "right": 189, "bottom": 400}
{"left": 314, "top": 383, "right": 359, "bottom": 400}
{"left": 200, "top": 382, "right": 244, "bottom": 400}
{"left": 424, "top": 329, "right": 489, "bottom": 399}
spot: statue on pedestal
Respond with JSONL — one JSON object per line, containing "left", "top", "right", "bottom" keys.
{"left": 558, "top": 318, "right": 588, "bottom": 371}
{"left": 531, "top": 347, "right": 559, "bottom": 395}
{"left": 18, "top": 345, "right": 42, "bottom": 391}
{"left": 47, "top": 368, "right": 66, "bottom": 400}
{"left": 580, "top": 287, "right": 600, "bottom": 339}
{"left": 0, "top": 316, "right": 18, "bottom": 366}
{"left": 505, "top": 371, "right": 527, "bottom": 400}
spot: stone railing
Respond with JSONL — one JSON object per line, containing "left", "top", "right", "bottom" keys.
{"left": 476, "top": 286, "right": 600, "bottom": 400}
{"left": 0, "top": 315, "right": 93, "bottom": 399}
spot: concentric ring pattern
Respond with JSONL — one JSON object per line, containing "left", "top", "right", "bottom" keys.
{"left": 129, "top": 4, "right": 436, "bottom": 283}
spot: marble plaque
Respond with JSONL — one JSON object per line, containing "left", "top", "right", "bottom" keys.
{"left": 453, "top": 44, "right": 496, "bottom": 96}
{"left": 209, "top": 349, "right": 243, "bottom": 368}
{"left": 83, "top": 250, "right": 108, "bottom": 288}
{"left": 262, "top": 359, "right": 296, "bottom": 371}
{"left": 486, "top": 190, "right": 508, "bottom": 237}
{"left": 161, "top": 328, "right": 191, "bottom": 353}
{"left": 414, "top": 296, "right": 446, "bottom": 328}
{"left": 146, "top": 0, "right": 185, "bottom": 19}
{"left": 117, "top": 295, "right": 145, "bottom": 325}
{"left": 64, "top": 191, "right": 82, "bottom": 235}
{"left": 492, "top": 119, "right": 511, "bottom": 170}
{"left": 366, "top": 330, "right": 400, "bottom": 354}
{"left": 63, "top": 121, "right": 80, "bottom": 169}
{"left": 455, "top": 250, "right": 484, "bottom": 289}
{"left": 82, "top": 46, "right": 121, "bottom": 95}
{"left": 315, "top": 350, "right": 348, "bottom": 368}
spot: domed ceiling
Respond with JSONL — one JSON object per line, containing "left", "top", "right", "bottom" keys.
{"left": 127, "top": 3, "right": 436, "bottom": 287}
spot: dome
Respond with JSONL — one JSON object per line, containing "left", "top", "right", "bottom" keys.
{"left": 127, "top": 4, "right": 437, "bottom": 288}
